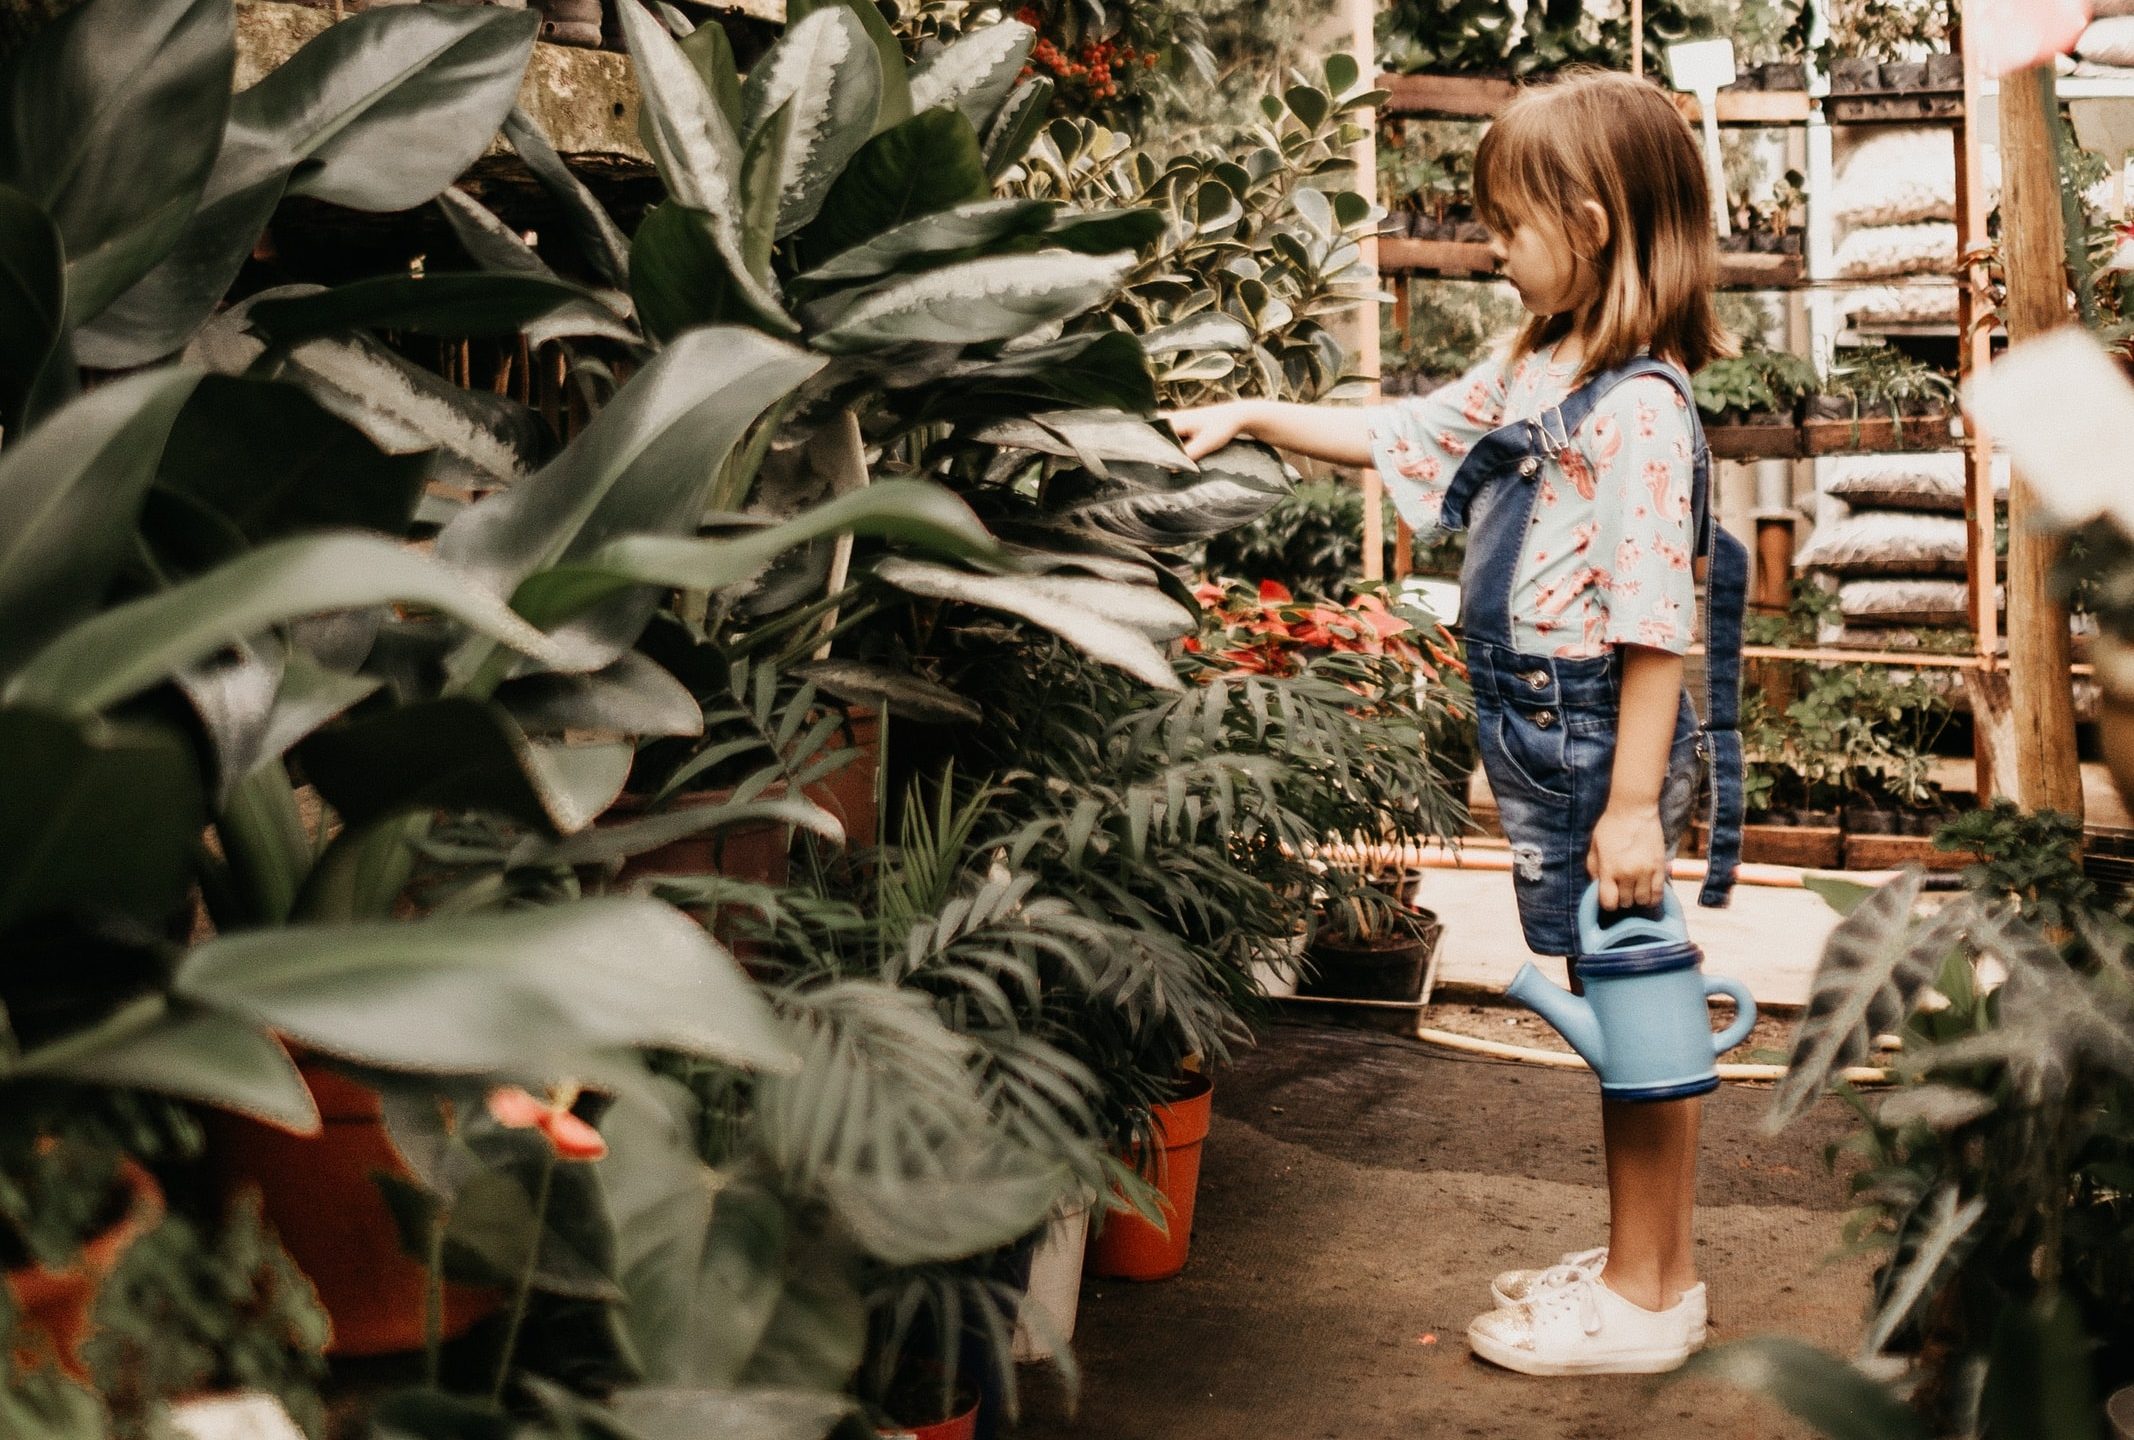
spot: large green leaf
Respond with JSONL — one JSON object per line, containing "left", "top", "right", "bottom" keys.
{"left": 18, "top": 1000, "right": 318, "bottom": 1134}
{"left": 981, "top": 76, "right": 1052, "bottom": 180}
{"left": 1680, "top": 1339, "right": 1927, "bottom": 1440}
{"left": 145, "top": 374, "right": 430, "bottom": 574}
{"left": 916, "top": 329, "right": 1155, "bottom": 418}
{"left": 174, "top": 896, "right": 800, "bottom": 1076}
{"left": 873, "top": 557, "right": 1187, "bottom": 691}
{"left": 234, "top": 3, "right": 538, "bottom": 211}
{"left": 4, "top": 532, "right": 584, "bottom": 718}
{"left": 300, "top": 696, "right": 589, "bottom": 834}
{"left": 798, "top": 106, "right": 990, "bottom": 266}
{"left": 509, "top": 479, "right": 1004, "bottom": 632}
{"left": 816, "top": 251, "right": 1133, "bottom": 354}
{"left": 629, "top": 201, "right": 761, "bottom": 343}
{"left": 906, "top": 20, "right": 1035, "bottom": 133}
{"left": 437, "top": 326, "right": 823, "bottom": 667}
{"left": 0, "top": 184, "right": 68, "bottom": 437}
{"left": 617, "top": 0, "right": 794, "bottom": 335}
{"left": 1064, "top": 442, "right": 1294, "bottom": 546}
{"left": 737, "top": 6, "right": 882, "bottom": 238}
{"left": 502, "top": 107, "right": 631, "bottom": 290}
{"left": 499, "top": 652, "right": 702, "bottom": 738}
{"left": 1979, "top": 1296, "right": 2103, "bottom": 1440}
{"left": 973, "top": 408, "right": 1192, "bottom": 477}
{"left": 796, "top": 198, "right": 1057, "bottom": 287}
{"left": 677, "top": 23, "right": 744, "bottom": 133}
{"left": 246, "top": 272, "right": 631, "bottom": 344}
{"left": 0, "top": 0, "right": 234, "bottom": 324}
{"left": 0, "top": 708, "right": 203, "bottom": 932}
{"left": 0, "top": 367, "right": 201, "bottom": 674}
{"left": 786, "top": 0, "right": 910, "bottom": 131}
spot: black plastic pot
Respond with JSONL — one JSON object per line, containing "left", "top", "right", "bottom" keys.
{"left": 1843, "top": 804, "right": 1900, "bottom": 836}
{"left": 1301, "top": 910, "right": 1443, "bottom": 1003}
{"left": 1879, "top": 60, "right": 1928, "bottom": 91}
{"left": 1926, "top": 52, "right": 1964, "bottom": 88}
{"left": 1761, "top": 60, "right": 1808, "bottom": 91}
{"left": 1829, "top": 57, "right": 1878, "bottom": 93}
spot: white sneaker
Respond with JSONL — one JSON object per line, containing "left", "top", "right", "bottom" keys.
{"left": 1490, "top": 1251, "right": 1708, "bottom": 1344}
{"left": 1467, "top": 1274, "right": 1704, "bottom": 1376}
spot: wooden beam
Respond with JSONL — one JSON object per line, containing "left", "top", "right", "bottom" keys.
{"left": 1347, "top": 0, "right": 1383, "bottom": 581}
{"left": 1997, "top": 64, "right": 2086, "bottom": 816}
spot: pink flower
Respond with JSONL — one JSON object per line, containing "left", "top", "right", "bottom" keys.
{"left": 488, "top": 1085, "right": 607, "bottom": 1161}
{"left": 1973, "top": 0, "right": 2090, "bottom": 78}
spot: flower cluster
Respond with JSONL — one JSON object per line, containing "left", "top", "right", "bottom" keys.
{"left": 1185, "top": 578, "right": 1461, "bottom": 680}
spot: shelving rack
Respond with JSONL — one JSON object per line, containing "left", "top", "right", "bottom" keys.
{"left": 1359, "top": 3, "right": 2013, "bottom": 793}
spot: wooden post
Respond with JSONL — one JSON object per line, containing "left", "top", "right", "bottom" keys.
{"left": 1997, "top": 63, "right": 2086, "bottom": 817}
{"left": 1631, "top": 0, "right": 1643, "bottom": 79}
{"left": 1346, "top": 0, "right": 1385, "bottom": 581}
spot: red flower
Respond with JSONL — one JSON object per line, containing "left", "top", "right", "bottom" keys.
{"left": 488, "top": 1085, "right": 607, "bottom": 1161}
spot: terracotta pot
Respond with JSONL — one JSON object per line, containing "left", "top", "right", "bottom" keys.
{"left": 807, "top": 707, "right": 880, "bottom": 852}
{"left": 877, "top": 1394, "right": 979, "bottom": 1440}
{"left": 1088, "top": 1072, "right": 1214, "bottom": 1282}
{"left": 2095, "top": 634, "right": 2134, "bottom": 815}
{"left": 7, "top": 1159, "right": 163, "bottom": 1377}
{"left": 208, "top": 1064, "right": 500, "bottom": 1357}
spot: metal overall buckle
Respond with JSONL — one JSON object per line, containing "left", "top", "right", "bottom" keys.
{"left": 1530, "top": 403, "right": 1573, "bottom": 455}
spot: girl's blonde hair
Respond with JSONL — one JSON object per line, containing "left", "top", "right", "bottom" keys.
{"left": 1473, "top": 70, "right": 1733, "bottom": 379}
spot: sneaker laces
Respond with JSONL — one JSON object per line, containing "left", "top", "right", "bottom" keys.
{"left": 1527, "top": 1247, "right": 1608, "bottom": 1296}
{"left": 1528, "top": 1274, "right": 1606, "bottom": 1337}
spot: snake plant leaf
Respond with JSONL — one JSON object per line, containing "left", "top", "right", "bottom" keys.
{"left": 0, "top": 366, "right": 201, "bottom": 675}
{"left": 502, "top": 107, "right": 631, "bottom": 289}
{"left": 0, "top": 185, "right": 68, "bottom": 436}
{"left": 982, "top": 76, "right": 1053, "bottom": 179}
{"left": 677, "top": 22, "right": 744, "bottom": 132}
{"left": 174, "top": 895, "right": 800, "bottom": 1076}
{"left": 145, "top": 374, "right": 430, "bottom": 575}
{"left": 815, "top": 251, "right": 1135, "bottom": 354}
{"left": 1064, "top": 442, "right": 1293, "bottom": 546}
{"left": 4, "top": 533, "right": 583, "bottom": 718}
{"left": 242, "top": 3, "right": 538, "bottom": 211}
{"left": 437, "top": 325, "right": 823, "bottom": 668}
{"left": 798, "top": 106, "right": 990, "bottom": 267}
{"left": 608, "top": 1388, "right": 853, "bottom": 1440}
{"left": 618, "top": 0, "right": 796, "bottom": 336}
{"left": 797, "top": 198, "right": 1057, "bottom": 288}
{"left": 18, "top": 1000, "right": 319, "bottom": 1135}
{"left": 0, "top": 708, "right": 203, "bottom": 932}
{"left": 247, "top": 272, "right": 633, "bottom": 344}
{"left": 499, "top": 652, "right": 703, "bottom": 738}
{"left": 907, "top": 20, "right": 1035, "bottom": 133}
{"left": 1765, "top": 870, "right": 1956, "bottom": 1133}
{"left": 873, "top": 558, "right": 1187, "bottom": 692}
{"left": 507, "top": 479, "right": 1004, "bottom": 633}
{"left": 0, "top": 0, "right": 233, "bottom": 327}
{"left": 1681, "top": 1338, "right": 1928, "bottom": 1440}
{"left": 738, "top": 7, "right": 882, "bottom": 239}
{"left": 786, "top": 0, "right": 910, "bottom": 132}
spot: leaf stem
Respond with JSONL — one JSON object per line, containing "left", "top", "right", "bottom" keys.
{"left": 490, "top": 1151, "right": 556, "bottom": 1404}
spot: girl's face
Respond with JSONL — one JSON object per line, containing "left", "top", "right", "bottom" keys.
{"left": 1487, "top": 215, "right": 1591, "bottom": 318}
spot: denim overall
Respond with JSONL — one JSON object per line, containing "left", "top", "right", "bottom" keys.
{"left": 1441, "top": 356, "right": 1747, "bottom": 957}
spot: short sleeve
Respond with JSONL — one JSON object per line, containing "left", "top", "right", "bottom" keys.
{"left": 1364, "top": 353, "right": 1509, "bottom": 531}
{"left": 1585, "top": 376, "right": 1698, "bottom": 654}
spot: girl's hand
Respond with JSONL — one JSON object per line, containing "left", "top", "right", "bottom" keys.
{"left": 1164, "top": 400, "right": 1264, "bottom": 461}
{"left": 1587, "top": 805, "right": 1667, "bottom": 911}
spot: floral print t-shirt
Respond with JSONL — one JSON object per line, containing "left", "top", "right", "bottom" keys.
{"left": 1366, "top": 341, "right": 1699, "bottom": 658}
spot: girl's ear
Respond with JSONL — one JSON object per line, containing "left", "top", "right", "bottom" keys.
{"left": 1577, "top": 198, "right": 1612, "bottom": 255}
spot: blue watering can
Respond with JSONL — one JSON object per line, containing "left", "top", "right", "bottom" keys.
{"left": 1504, "top": 885, "right": 1756, "bottom": 1102}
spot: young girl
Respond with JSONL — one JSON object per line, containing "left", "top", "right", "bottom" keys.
{"left": 1170, "top": 70, "right": 1748, "bottom": 1376}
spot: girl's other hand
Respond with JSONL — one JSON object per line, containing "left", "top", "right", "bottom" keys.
{"left": 1164, "top": 400, "right": 1263, "bottom": 461}
{"left": 1587, "top": 806, "right": 1667, "bottom": 911}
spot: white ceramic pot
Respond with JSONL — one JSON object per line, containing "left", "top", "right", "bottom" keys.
{"left": 2108, "top": 1383, "right": 2134, "bottom": 1440}
{"left": 1249, "top": 928, "right": 1310, "bottom": 999}
{"left": 1012, "top": 1204, "right": 1091, "bottom": 1363}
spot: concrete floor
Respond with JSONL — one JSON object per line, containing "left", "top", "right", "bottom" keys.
{"left": 1011, "top": 1023, "right": 1873, "bottom": 1440}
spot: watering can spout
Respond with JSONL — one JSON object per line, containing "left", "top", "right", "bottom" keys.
{"left": 1506, "top": 963, "right": 1605, "bottom": 1072}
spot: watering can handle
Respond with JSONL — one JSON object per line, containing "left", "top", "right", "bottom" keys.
{"left": 1704, "top": 973, "right": 1757, "bottom": 1055}
{"left": 1575, "top": 883, "right": 1689, "bottom": 955}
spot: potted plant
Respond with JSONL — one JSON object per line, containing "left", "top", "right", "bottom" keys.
{"left": 1302, "top": 863, "right": 1444, "bottom": 1006}
{"left": 1803, "top": 346, "right": 1960, "bottom": 453}
{"left": 1694, "top": 346, "right": 1816, "bottom": 458}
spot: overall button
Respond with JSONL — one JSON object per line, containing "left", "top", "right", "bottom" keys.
{"left": 1532, "top": 708, "right": 1558, "bottom": 729}
{"left": 1517, "top": 456, "right": 1540, "bottom": 477}
{"left": 1519, "top": 669, "right": 1550, "bottom": 690}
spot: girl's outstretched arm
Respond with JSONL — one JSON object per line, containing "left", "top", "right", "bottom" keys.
{"left": 1165, "top": 400, "right": 1375, "bottom": 467}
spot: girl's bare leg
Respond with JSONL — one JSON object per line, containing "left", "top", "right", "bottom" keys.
{"left": 1597, "top": 1096, "right": 1702, "bottom": 1310}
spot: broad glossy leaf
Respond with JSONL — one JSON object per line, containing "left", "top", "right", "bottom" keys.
{"left": 542, "top": 794, "right": 841, "bottom": 868}
{"left": 677, "top": 23, "right": 744, "bottom": 132}
{"left": 1141, "top": 312, "right": 1254, "bottom": 355}
{"left": 500, "top": 652, "right": 703, "bottom": 738}
{"left": 1047, "top": 206, "right": 1167, "bottom": 255}
{"left": 301, "top": 696, "right": 584, "bottom": 834}
{"left": 815, "top": 251, "right": 1133, "bottom": 353}
{"left": 799, "top": 106, "right": 989, "bottom": 266}
{"left": 247, "top": 272, "right": 632, "bottom": 344}
{"left": 0, "top": 184, "right": 67, "bottom": 436}
{"left": 0, "top": 0, "right": 234, "bottom": 323}
{"left": 629, "top": 201, "right": 762, "bottom": 342}
{"left": 175, "top": 896, "right": 800, "bottom": 1075}
{"left": 0, "top": 367, "right": 201, "bottom": 673}
{"left": 973, "top": 408, "right": 1191, "bottom": 478}
{"left": 5, "top": 533, "right": 583, "bottom": 718}
{"left": 907, "top": 20, "right": 1034, "bottom": 132}
{"left": 981, "top": 76, "right": 1052, "bottom": 179}
{"left": 618, "top": 0, "right": 794, "bottom": 334}
{"left": 437, "top": 326, "right": 823, "bottom": 667}
{"left": 235, "top": 2, "right": 538, "bottom": 211}
{"left": 873, "top": 558, "right": 1186, "bottom": 691}
{"left": 437, "top": 185, "right": 548, "bottom": 278}
{"left": 797, "top": 198, "right": 1056, "bottom": 287}
{"left": 738, "top": 7, "right": 882, "bottom": 238}
{"left": 1066, "top": 442, "right": 1293, "bottom": 546}
{"left": 502, "top": 107, "right": 631, "bottom": 289}
{"left": 20, "top": 1000, "right": 318, "bottom": 1134}
{"left": 786, "top": 0, "right": 910, "bottom": 131}
{"left": 921, "top": 329, "right": 1155, "bottom": 417}
{"left": 1860, "top": 1185, "right": 1984, "bottom": 1358}
{"left": 1681, "top": 1339, "right": 1927, "bottom": 1440}
{"left": 738, "top": 99, "right": 791, "bottom": 282}
{"left": 146, "top": 374, "right": 430, "bottom": 574}
{"left": 0, "top": 708, "right": 202, "bottom": 931}
{"left": 509, "top": 479, "right": 1003, "bottom": 632}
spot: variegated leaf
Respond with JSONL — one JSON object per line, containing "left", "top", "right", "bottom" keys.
{"left": 1141, "top": 312, "right": 1254, "bottom": 354}
{"left": 1861, "top": 1186, "right": 1986, "bottom": 1359}
{"left": 738, "top": 7, "right": 882, "bottom": 238}
{"left": 1067, "top": 442, "right": 1293, "bottom": 546}
{"left": 815, "top": 251, "right": 1134, "bottom": 353}
{"left": 908, "top": 21, "right": 1035, "bottom": 131}
{"left": 873, "top": 558, "right": 1185, "bottom": 691}
{"left": 973, "top": 408, "right": 1192, "bottom": 479}
{"left": 798, "top": 198, "right": 1056, "bottom": 286}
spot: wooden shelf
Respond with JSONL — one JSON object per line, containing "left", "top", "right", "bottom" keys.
{"left": 1822, "top": 91, "right": 1964, "bottom": 124}
{"left": 1376, "top": 71, "right": 1810, "bottom": 124}
{"left": 1706, "top": 422, "right": 1803, "bottom": 459}
{"left": 1800, "top": 413, "right": 1960, "bottom": 453}
{"left": 1380, "top": 236, "right": 1804, "bottom": 288}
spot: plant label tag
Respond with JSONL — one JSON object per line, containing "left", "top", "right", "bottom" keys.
{"left": 167, "top": 1394, "right": 308, "bottom": 1440}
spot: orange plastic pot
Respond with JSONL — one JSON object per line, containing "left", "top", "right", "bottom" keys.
{"left": 208, "top": 1064, "right": 500, "bottom": 1357}
{"left": 877, "top": 1393, "right": 978, "bottom": 1440}
{"left": 7, "top": 1159, "right": 163, "bottom": 1377}
{"left": 807, "top": 707, "right": 880, "bottom": 852}
{"left": 1088, "top": 1072, "right": 1214, "bottom": 1281}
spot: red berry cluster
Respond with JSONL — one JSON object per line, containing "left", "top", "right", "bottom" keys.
{"left": 1016, "top": 15, "right": 1158, "bottom": 103}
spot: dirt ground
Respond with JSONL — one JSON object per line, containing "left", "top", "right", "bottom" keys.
{"left": 1008, "top": 1020, "right": 1874, "bottom": 1440}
